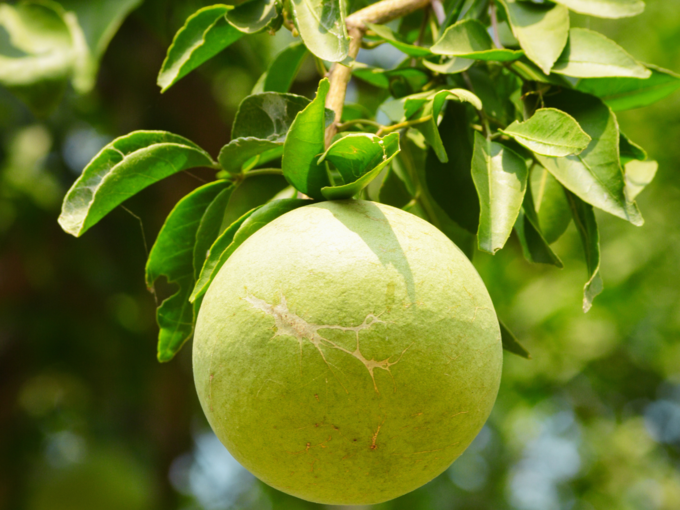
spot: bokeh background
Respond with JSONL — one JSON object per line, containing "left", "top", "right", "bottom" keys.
{"left": 1, "top": 0, "right": 680, "bottom": 509}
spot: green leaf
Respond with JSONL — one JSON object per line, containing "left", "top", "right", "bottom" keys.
{"left": 379, "top": 95, "right": 409, "bottom": 123}
{"left": 500, "top": 108, "right": 591, "bottom": 157}
{"left": 351, "top": 67, "right": 378, "bottom": 91}
{"left": 319, "top": 133, "right": 399, "bottom": 183}
{"left": 192, "top": 172, "right": 287, "bottom": 281}
{"left": 0, "top": 0, "right": 141, "bottom": 114}
{"left": 535, "top": 90, "right": 643, "bottom": 226}
{"left": 500, "top": 320, "right": 530, "bottom": 359}
{"left": 564, "top": 190, "right": 603, "bottom": 312}
{"left": 291, "top": 0, "right": 348, "bottom": 62}
{"left": 352, "top": 65, "right": 430, "bottom": 92}
{"left": 498, "top": 0, "right": 569, "bottom": 74}
{"left": 379, "top": 168, "right": 412, "bottom": 208}
{"left": 190, "top": 208, "right": 258, "bottom": 303}
{"left": 619, "top": 132, "right": 647, "bottom": 164}
{"left": 58, "top": 0, "right": 142, "bottom": 92}
{"left": 406, "top": 88, "right": 482, "bottom": 163}
{"left": 218, "top": 138, "right": 282, "bottom": 175}
{"left": 351, "top": 65, "right": 391, "bottom": 89}
{"left": 531, "top": 165, "right": 572, "bottom": 244}
{"left": 224, "top": 199, "right": 309, "bottom": 254}
{"left": 466, "top": 66, "right": 521, "bottom": 125}
{"left": 232, "top": 92, "right": 312, "bottom": 140}
{"left": 157, "top": 5, "right": 243, "bottom": 92}
{"left": 353, "top": 61, "right": 432, "bottom": 98}
{"left": 422, "top": 56, "right": 474, "bottom": 74}
{"left": 59, "top": 0, "right": 141, "bottom": 59}
{"left": 145, "top": 180, "right": 231, "bottom": 362}
{"left": 321, "top": 172, "right": 388, "bottom": 201}
{"left": 575, "top": 65, "right": 680, "bottom": 111}
{"left": 431, "top": 19, "right": 524, "bottom": 62}
{"left": 496, "top": 20, "right": 520, "bottom": 47}
{"left": 256, "top": 41, "right": 308, "bottom": 93}
{"left": 281, "top": 78, "right": 331, "bottom": 200}
{"left": 0, "top": 2, "right": 73, "bottom": 55}
{"left": 2, "top": 79, "right": 67, "bottom": 117}
{"left": 553, "top": 0, "right": 645, "bottom": 19}
{"left": 396, "top": 8, "right": 426, "bottom": 42}
{"left": 319, "top": 133, "right": 401, "bottom": 200}
{"left": 191, "top": 199, "right": 309, "bottom": 302}
{"left": 399, "top": 130, "right": 476, "bottom": 259}
{"left": 515, "top": 184, "right": 563, "bottom": 267}
{"left": 58, "top": 131, "right": 216, "bottom": 237}
{"left": 388, "top": 70, "right": 431, "bottom": 99}
{"left": 193, "top": 184, "right": 235, "bottom": 279}
{"left": 625, "top": 160, "right": 657, "bottom": 200}
{"left": 227, "top": 0, "right": 282, "bottom": 34}
{"left": 218, "top": 172, "right": 289, "bottom": 232}
{"left": 0, "top": 1, "right": 74, "bottom": 114}
{"left": 341, "top": 103, "right": 373, "bottom": 122}
{"left": 422, "top": 196, "right": 477, "bottom": 261}
{"left": 552, "top": 28, "right": 650, "bottom": 79}
{"left": 510, "top": 58, "right": 573, "bottom": 86}
{"left": 424, "top": 102, "right": 479, "bottom": 234}
{"left": 471, "top": 132, "right": 528, "bottom": 254}
{"left": 365, "top": 23, "right": 432, "bottom": 57}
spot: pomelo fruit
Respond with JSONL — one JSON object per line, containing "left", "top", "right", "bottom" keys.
{"left": 193, "top": 199, "right": 502, "bottom": 505}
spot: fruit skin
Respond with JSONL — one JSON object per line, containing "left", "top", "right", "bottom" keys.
{"left": 193, "top": 199, "right": 502, "bottom": 505}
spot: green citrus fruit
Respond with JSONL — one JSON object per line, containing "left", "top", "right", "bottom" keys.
{"left": 193, "top": 199, "right": 502, "bottom": 505}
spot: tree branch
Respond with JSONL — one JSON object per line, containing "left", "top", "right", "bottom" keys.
{"left": 489, "top": 1, "right": 502, "bottom": 49}
{"left": 325, "top": 0, "right": 431, "bottom": 147}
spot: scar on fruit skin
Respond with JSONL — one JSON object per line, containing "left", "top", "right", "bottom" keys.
{"left": 245, "top": 294, "right": 411, "bottom": 394}
{"left": 370, "top": 419, "right": 385, "bottom": 450}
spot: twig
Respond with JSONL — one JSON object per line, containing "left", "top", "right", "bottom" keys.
{"left": 361, "top": 39, "right": 386, "bottom": 49}
{"left": 431, "top": 0, "right": 446, "bottom": 25}
{"left": 376, "top": 115, "right": 432, "bottom": 136}
{"left": 324, "top": 27, "right": 363, "bottom": 147}
{"left": 489, "top": 2, "right": 502, "bottom": 49}
{"left": 325, "top": 0, "right": 431, "bottom": 147}
{"left": 282, "top": 4, "right": 298, "bottom": 35}
{"left": 183, "top": 170, "right": 208, "bottom": 183}
{"left": 120, "top": 205, "right": 150, "bottom": 259}
{"left": 120, "top": 205, "right": 158, "bottom": 307}
{"left": 337, "top": 118, "right": 383, "bottom": 131}
{"left": 337, "top": 115, "right": 434, "bottom": 137}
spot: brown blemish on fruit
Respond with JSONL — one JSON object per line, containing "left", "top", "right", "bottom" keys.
{"left": 245, "top": 294, "right": 411, "bottom": 394}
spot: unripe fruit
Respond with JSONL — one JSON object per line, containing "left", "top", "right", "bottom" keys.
{"left": 193, "top": 200, "right": 502, "bottom": 505}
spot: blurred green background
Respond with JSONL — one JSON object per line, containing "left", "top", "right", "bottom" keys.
{"left": 1, "top": 1, "right": 679, "bottom": 509}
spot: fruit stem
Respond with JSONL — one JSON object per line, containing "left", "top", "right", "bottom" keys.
{"left": 376, "top": 115, "right": 432, "bottom": 136}
{"left": 325, "top": 0, "right": 431, "bottom": 147}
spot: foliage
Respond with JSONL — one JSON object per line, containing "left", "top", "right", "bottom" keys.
{"left": 0, "top": 0, "right": 141, "bottom": 115}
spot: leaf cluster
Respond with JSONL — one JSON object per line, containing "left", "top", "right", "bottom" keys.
{"left": 48, "top": 0, "right": 680, "bottom": 361}
{"left": 0, "top": 0, "right": 142, "bottom": 115}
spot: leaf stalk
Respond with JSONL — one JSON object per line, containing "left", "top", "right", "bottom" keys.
{"left": 376, "top": 115, "right": 433, "bottom": 136}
